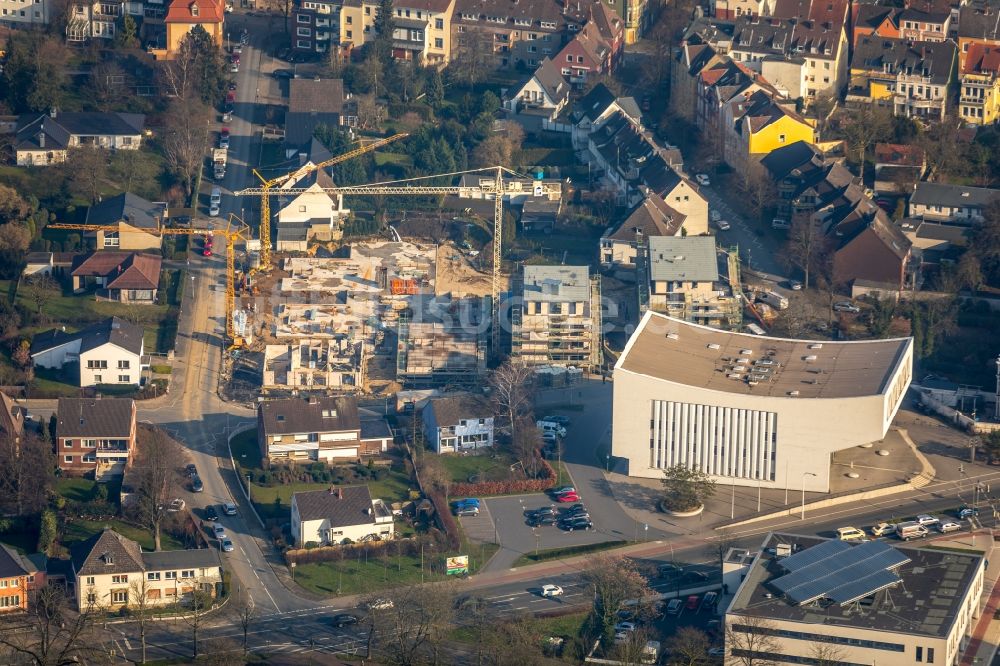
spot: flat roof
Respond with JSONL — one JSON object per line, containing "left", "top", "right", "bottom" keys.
{"left": 616, "top": 312, "right": 911, "bottom": 399}
{"left": 648, "top": 236, "right": 719, "bottom": 282}
{"left": 522, "top": 265, "right": 590, "bottom": 302}
{"left": 729, "top": 533, "right": 983, "bottom": 638}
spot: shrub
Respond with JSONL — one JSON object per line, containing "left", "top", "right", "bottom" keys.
{"left": 448, "top": 457, "right": 557, "bottom": 497}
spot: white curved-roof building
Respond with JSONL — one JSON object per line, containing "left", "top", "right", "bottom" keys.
{"left": 611, "top": 312, "right": 913, "bottom": 491}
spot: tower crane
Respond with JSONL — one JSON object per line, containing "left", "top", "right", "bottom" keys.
{"left": 49, "top": 216, "right": 254, "bottom": 345}
{"left": 252, "top": 132, "right": 408, "bottom": 269}
{"left": 237, "top": 166, "right": 562, "bottom": 356}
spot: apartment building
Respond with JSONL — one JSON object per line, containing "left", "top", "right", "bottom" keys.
{"left": 262, "top": 338, "right": 364, "bottom": 391}
{"left": 644, "top": 236, "right": 738, "bottom": 326}
{"left": 55, "top": 398, "right": 137, "bottom": 478}
{"left": 510, "top": 265, "right": 601, "bottom": 369}
{"left": 958, "top": 2, "right": 1000, "bottom": 69}
{"left": 960, "top": 41, "right": 1000, "bottom": 124}
{"left": 724, "top": 89, "right": 815, "bottom": 172}
{"left": 850, "top": 36, "right": 956, "bottom": 120}
{"left": 726, "top": 533, "right": 983, "bottom": 666}
{"left": 257, "top": 396, "right": 392, "bottom": 463}
{"left": 0, "top": 0, "right": 48, "bottom": 27}
{"left": 73, "top": 528, "right": 222, "bottom": 611}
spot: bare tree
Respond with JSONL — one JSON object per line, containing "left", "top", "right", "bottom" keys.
{"left": 127, "top": 577, "right": 155, "bottom": 663}
{"left": 839, "top": 105, "right": 892, "bottom": 175}
{"left": 90, "top": 61, "right": 128, "bottom": 113}
{"left": 366, "top": 584, "right": 456, "bottom": 666}
{"left": 162, "top": 100, "right": 211, "bottom": 204}
{"left": 583, "top": 555, "right": 657, "bottom": 640}
{"left": 450, "top": 32, "right": 494, "bottom": 85}
{"left": 808, "top": 94, "right": 837, "bottom": 139}
{"left": 23, "top": 274, "right": 58, "bottom": 319}
{"left": 0, "top": 431, "right": 54, "bottom": 516}
{"left": 0, "top": 584, "right": 109, "bottom": 666}
{"left": 179, "top": 586, "right": 213, "bottom": 660}
{"left": 131, "top": 427, "right": 182, "bottom": 551}
{"left": 725, "top": 616, "right": 779, "bottom": 666}
{"left": 784, "top": 217, "right": 833, "bottom": 290}
{"left": 739, "top": 162, "right": 777, "bottom": 222}
{"left": 706, "top": 529, "right": 739, "bottom": 572}
{"left": 809, "top": 643, "right": 847, "bottom": 666}
{"left": 66, "top": 146, "right": 109, "bottom": 205}
{"left": 488, "top": 361, "right": 535, "bottom": 433}
{"left": 482, "top": 615, "right": 542, "bottom": 666}
{"left": 234, "top": 585, "right": 257, "bottom": 656}
{"left": 667, "top": 626, "right": 712, "bottom": 665}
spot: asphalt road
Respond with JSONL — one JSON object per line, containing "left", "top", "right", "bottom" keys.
{"left": 700, "top": 184, "right": 785, "bottom": 277}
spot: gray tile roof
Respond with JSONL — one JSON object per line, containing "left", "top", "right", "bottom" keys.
{"left": 360, "top": 418, "right": 393, "bottom": 440}
{"left": 57, "top": 397, "right": 134, "bottom": 438}
{"left": 15, "top": 112, "right": 144, "bottom": 152}
{"left": 522, "top": 265, "right": 591, "bottom": 302}
{"left": 606, "top": 193, "right": 685, "bottom": 241}
{"left": 85, "top": 192, "right": 164, "bottom": 230}
{"left": 910, "top": 182, "right": 1000, "bottom": 208}
{"left": 648, "top": 236, "right": 719, "bottom": 282}
{"left": 853, "top": 36, "right": 956, "bottom": 86}
{"left": 293, "top": 485, "right": 376, "bottom": 525}
{"left": 259, "top": 396, "right": 360, "bottom": 437}
{"left": 523, "top": 57, "right": 570, "bottom": 106}
{"left": 142, "top": 549, "right": 221, "bottom": 571}
{"left": 426, "top": 394, "right": 492, "bottom": 428}
{"left": 73, "top": 528, "right": 145, "bottom": 577}
{"left": 0, "top": 543, "right": 29, "bottom": 579}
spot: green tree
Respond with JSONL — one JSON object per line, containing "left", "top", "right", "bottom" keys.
{"left": 425, "top": 68, "right": 443, "bottom": 109}
{"left": 0, "top": 32, "right": 68, "bottom": 113}
{"left": 660, "top": 464, "right": 716, "bottom": 512}
{"left": 37, "top": 508, "right": 57, "bottom": 555}
{"left": 116, "top": 14, "right": 138, "bottom": 48}
{"left": 313, "top": 125, "right": 370, "bottom": 185}
{"left": 372, "top": 0, "right": 395, "bottom": 68}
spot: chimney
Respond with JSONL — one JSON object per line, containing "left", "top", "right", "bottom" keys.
{"left": 329, "top": 485, "right": 335, "bottom": 494}
{"left": 38, "top": 130, "right": 44, "bottom": 148}
{"left": 337, "top": 488, "right": 343, "bottom": 499}
{"left": 49, "top": 108, "right": 57, "bottom": 118}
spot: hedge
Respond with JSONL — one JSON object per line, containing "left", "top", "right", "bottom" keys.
{"left": 285, "top": 535, "right": 435, "bottom": 565}
{"left": 448, "top": 457, "right": 557, "bottom": 497}
{"left": 428, "top": 491, "right": 461, "bottom": 550}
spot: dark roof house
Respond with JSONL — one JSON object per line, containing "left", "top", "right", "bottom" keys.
{"left": 292, "top": 485, "right": 377, "bottom": 524}
{"left": 258, "top": 395, "right": 361, "bottom": 437}
{"left": 56, "top": 398, "right": 136, "bottom": 439}
{"left": 284, "top": 79, "right": 351, "bottom": 149}
{"left": 72, "top": 527, "right": 145, "bottom": 577}
{"left": 32, "top": 316, "right": 145, "bottom": 357}
{"left": 85, "top": 193, "right": 165, "bottom": 231}
{"left": 15, "top": 112, "right": 145, "bottom": 154}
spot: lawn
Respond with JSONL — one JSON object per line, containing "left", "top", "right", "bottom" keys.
{"left": 512, "top": 540, "right": 630, "bottom": 567}
{"left": 56, "top": 477, "right": 123, "bottom": 504}
{"left": 451, "top": 609, "right": 589, "bottom": 643}
{"left": 61, "top": 519, "right": 184, "bottom": 552}
{"left": 230, "top": 429, "right": 263, "bottom": 470}
{"left": 438, "top": 451, "right": 520, "bottom": 484}
{"left": 292, "top": 538, "right": 498, "bottom": 596}
{"left": 374, "top": 152, "right": 414, "bottom": 168}
{"left": 249, "top": 467, "right": 414, "bottom": 522}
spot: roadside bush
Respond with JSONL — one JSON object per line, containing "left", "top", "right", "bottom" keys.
{"left": 448, "top": 457, "right": 556, "bottom": 497}
{"left": 427, "top": 491, "right": 461, "bottom": 549}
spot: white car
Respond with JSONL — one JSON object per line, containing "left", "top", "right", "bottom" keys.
{"left": 788, "top": 279, "right": 803, "bottom": 290}
{"left": 695, "top": 173, "right": 711, "bottom": 187}
{"left": 870, "top": 522, "right": 896, "bottom": 537}
{"left": 211, "top": 524, "right": 226, "bottom": 539}
{"left": 716, "top": 219, "right": 731, "bottom": 231}
{"left": 833, "top": 301, "right": 861, "bottom": 314}
{"left": 614, "top": 621, "right": 637, "bottom": 633}
{"left": 540, "top": 584, "right": 564, "bottom": 597}
{"left": 916, "top": 514, "right": 940, "bottom": 527}
{"left": 938, "top": 520, "right": 961, "bottom": 533}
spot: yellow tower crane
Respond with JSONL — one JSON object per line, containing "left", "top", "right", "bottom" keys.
{"left": 49, "top": 216, "right": 253, "bottom": 345}
{"left": 237, "top": 166, "right": 562, "bottom": 356}
{"left": 252, "top": 132, "right": 408, "bottom": 269}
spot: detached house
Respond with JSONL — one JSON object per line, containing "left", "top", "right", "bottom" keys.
{"left": 257, "top": 396, "right": 392, "bottom": 463}
{"left": 504, "top": 57, "right": 571, "bottom": 132}
{"left": 55, "top": 397, "right": 137, "bottom": 478}
{"left": 72, "top": 528, "right": 222, "bottom": 611}
{"left": 154, "top": 0, "right": 225, "bottom": 59}
{"left": 284, "top": 79, "right": 357, "bottom": 154}
{"left": 83, "top": 193, "right": 166, "bottom": 252}
{"left": 290, "top": 486, "right": 394, "bottom": 547}
{"left": 422, "top": 394, "right": 494, "bottom": 453}
{"left": 15, "top": 112, "right": 145, "bottom": 166}
{"left": 908, "top": 182, "right": 1000, "bottom": 224}
{"left": 31, "top": 317, "right": 147, "bottom": 388}
{"left": 275, "top": 164, "right": 348, "bottom": 252}
{"left": 71, "top": 251, "right": 162, "bottom": 303}
{"left": 600, "top": 191, "right": 686, "bottom": 273}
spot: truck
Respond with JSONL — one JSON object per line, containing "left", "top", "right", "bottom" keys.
{"left": 213, "top": 148, "right": 227, "bottom": 180}
{"left": 759, "top": 290, "right": 789, "bottom": 310}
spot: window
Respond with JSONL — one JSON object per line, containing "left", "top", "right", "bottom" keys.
{"left": 85, "top": 577, "right": 95, "bottom": 586}
{"left": 916, "top": 647, "right": 923, "bottom": 662}
{"left": 435, "top": 17, "right": 443, "bottom": 28}
{"left": 181, "top": 570, "right": 194, "bottom": 578}
{"left": 434, "top": 37, "right": 443, "bottom": 48}
{"left": 118, "top": 360, "right": 130, "bottom": 369}
{"left": 112, "top": 575, "right": 128, "bottom": 584}
{"left": 297, "top": 27, "right": 311, "bottom": 36}
{"left": 927, "top": 648, "right": 934, "bottom": 663}
{"left": 148, "top": 572, "right": 160, "bottom": 581}
{"left": 64, "top": 455, "right": 73, "bottom": 463}
{"left": 104, "top": 233, "right": 120, "bottom": 247}
{"left": 118, "top": 375, "right": 129, "bottom": 383}
{"left": 577, "top": 55, "right": 583, "bottom": 63}
{"left": 112, "top": 590, "right": 128, "bottom": 604}
{"left": 297, "top": 39, "right": 310, "bottom": 47}
{"left": 297, "top": 13, "right": 309, "bottom": 22}
{"left": 0, "top": 595, "right": 21, "bottom": 608}
{"left": 778, "top": 134, "right": 786, "bottom": 143}
{"left": 93, "top": 375, "right": 102, "bottom": 383}
{"left": 165, "top": 571, "right": 177, "bottom": 579}
{"left": 87, "top": 592, "right": 97, "bottom": 604}
{"left": 346, "top": 14, "right": 351, "bottom": 23}
{"left": 64, "top": 441, "right": 72, "bottom": 448}
{"left": 346, "top": 29, "right": 352, "bottom": 37}
{"left": 566, "top": 54, "right": 572, "bottom": 61}
{"left": 365, "top": 5, "right": 370, "bottom": 13}
{"left": 88, "top": 360, "right": 108, "bottom": 369}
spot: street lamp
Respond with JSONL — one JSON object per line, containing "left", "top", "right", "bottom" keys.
{"left": 801, "top": 472, "right": 817, "bottom": 519}
{"left": 605, "top": 455, "right": 610, "bottom": 473}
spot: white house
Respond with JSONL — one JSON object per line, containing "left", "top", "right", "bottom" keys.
{"left": 504, "top": 57, "right": 571, "bottom": 132}
{"left": 275, "top": 165, "right": 348, "bottom": 252}
{"left": 73, "top": 528, "right": 222, "bottom": 611}
{"left": 290, "top": 486, "right": 394, "bottom": 547}
{"left": 31, "top": 317, "right": 146, "bottom": 387}
{"left": 570, "top": 83, "right": 643, "bottom": 149}
{"left": 14, "top": 111, "right": 145, "bottom": 166}
{"left": 422, "top": 394, "right": 495, "bottom": 453}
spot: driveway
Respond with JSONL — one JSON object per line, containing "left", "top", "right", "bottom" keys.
{"left": 699, "top": 185, "right": 785, "bottom": 277}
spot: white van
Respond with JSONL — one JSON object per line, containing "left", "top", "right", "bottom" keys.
{"left": 895, "top": 521, "right": 929, "bottom": 541}
{"left": 746, "top": 323, "right": 766, "bottom": 336}
{"left": 536, "top": 421, "right": 567, "bottom": 437}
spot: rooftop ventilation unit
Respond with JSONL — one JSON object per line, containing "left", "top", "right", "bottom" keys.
{"left": 808, "top": 343, "right": 823, "bottom": 349}
{"left": 666, "top": 332, "right": 679, "bottom": 340}
{"left": 740, "top": 348, "right": 753, "bottom": 355}
{"left": 804, "top": 355, "right": 818, "bottom": 362}
{"left": 708, "top": 343, "right": 721, "bottom": 350}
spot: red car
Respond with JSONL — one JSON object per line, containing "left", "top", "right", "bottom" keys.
{"left": 686, "top": 595, "right": 699, "bottom": 610}
{"left": 225, "top": 91, "right": 236, "bottom": 104}
{"left": 556, "top": 492, "right": 580, "bottom": 503}
{"left": 203, "top": 247, "right": 213, "bottom": 257}
{"left": 203, "top": 234, "right": 214, "bottom": 248}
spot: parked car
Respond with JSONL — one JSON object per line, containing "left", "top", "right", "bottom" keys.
{"left": 186, "top": 463, "right": 198, "bottom": 476}
{"left": 710, "top": 210, "right": 721, "bottom": 222}
{"left": 220, "top": 539, "right": 234, "bottom": 552}
{"left": 541, "top": 415, "right": 571, "bottom": 426}
{"left": 694, "top": 173, "right": 710, "bottom": 186}
{"left": 332, "top": 613, "right": 359, "bottom": 628}
{"left": 916, "top": 514, "right": 940, "bottom": 527}
{"left": 209, "top": 202, "right": 221, "bottom": 217}
{"left": 219, "top": 132, "right": 229, "bottom": 150}
{"left": 528, "top": 515, "right": 557, "bottom": 527}
{"left": 211, "top": 524, "right": 225, "bottom": 539}
{"left": 788, "top": 279, "right": 803, "bottom": 290}
{"left": 708, "top": 647, "right": 726, "bottom": 657}
{"left": 455, "top": 506, "right": 480, "bottom": 517}
{"left": 836, "top": 526, "right": 866, "bottom": 542}
{"left": 232, "top": 43, "right": 243, "bottom": 54}
{"left": 228, "top": 82, "right": 237, "bottom": 91}
{"left": 526, "top": 506, "right": 556, "bottom": 517}
{"left": 658, "top": 563, "right": 683, "bottom": 578}
{"left": 666, "top": 598, "right": 683, "bottom": 615}
{"left": 540, "top": 584, "right": 563, "bottom": 597}
{"left": 833, "top": 301, "right": 861, "bottom": 314}
{"left": 171, "top": 215, "right": 192, "bottom": 227}
{"left": 560, "top": 518, "right": 593, "bottom": 531}
{"left": 222, "top": 502, "right": 238, "bottom": 516}
{"left": 685, "top": 570, "right": 709, "bottom": 582}
{"left": 614, "top": 621, "right": 637, "bottom": 633}
{"left": 958, "top": 506, "right": 979, "bottom": 519}
{"left": 561, "top": 504, "right": 588, "bottom": 517}
{"left": 938, "top": 520, "right": 961, "bottom": 533}
{"left": 204, "top": 505, "right": 219, "bottom": 521}
{"left": 191, "top": 475, "right": 204, "bottom": 492}
{"left": 550, "top": 486, "right": 575, "bottom": 496}
{"left": 556, "top": 492, "right": 580, "bottom": 503}
{"left": 167, "top": 499, "right": 185, "bottom": 512}
{"left": 870, "top": 522, "right": 896, "bottom": 537}
{"left": 716, "top": 219, "right": 731, "bottom": 231}
{"left": 685, "top": 595, "right": 700, "bottom": 610}
{"left": 273, "top": 69, "right": 294, "bottom": 79}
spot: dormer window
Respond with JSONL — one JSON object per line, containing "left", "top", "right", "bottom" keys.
{"left": 190, "top": 2, "right": 198, "bottom": 15}
{"left": 104, "top": 553, "right": 114, "bottom": 565}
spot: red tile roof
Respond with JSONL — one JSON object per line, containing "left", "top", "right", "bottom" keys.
{"left": 165, "top": 0, "right": 224, "bottom": 24}
{"left": 72, "top": 251, "right": 162, "bottom": 290}
{"left": 963, "top": 41, "right": 1000, "bottom": 75}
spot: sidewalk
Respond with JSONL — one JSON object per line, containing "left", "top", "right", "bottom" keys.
{"left": 958, "top": 531, "right": 1000, "bottom": 666}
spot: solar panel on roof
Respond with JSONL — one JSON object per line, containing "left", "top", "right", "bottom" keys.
{"left": 779, "top": 539, "right": 851, "bottom": 572}
{"left": 770, "top": 539, "right": 911, "bottom": 606}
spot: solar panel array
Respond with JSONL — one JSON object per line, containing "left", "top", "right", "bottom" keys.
{"left": 772, "top": 540, "right": 911, "bottom": 606}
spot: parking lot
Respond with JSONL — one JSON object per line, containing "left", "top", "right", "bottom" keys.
{"left": 487, "top": 494, "right": 613, "bottom": 557}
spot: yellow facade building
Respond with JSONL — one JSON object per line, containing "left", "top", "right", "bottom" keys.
{"left": 960, "top": 41, "right": 1000, "bottom": 125}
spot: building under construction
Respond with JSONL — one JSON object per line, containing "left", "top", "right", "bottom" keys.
{"left": 396, "top": 296, "right": 489, "bottom": 386}
{"left": 262, "top": 338, "right": 365, "bottom": 392}
{"left": 510, "top": 265, "right": 602, "bottom": 370}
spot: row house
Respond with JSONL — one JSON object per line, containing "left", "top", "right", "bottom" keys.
{"left": 451, "top": 0, "right": 585, "bottom": 69}
{"left": 770, "top": 0, "right": 849, "bottom": 100}
{"left": 849, "top": 36, "right": 956, "bottom": 121}
{"left": 67, "top": 0, "right": 120, "bottom": 42}
{"left": 724, "top": 88, "right": 815, "bottom": 172}
{"left": 293, "top": 0, "right": 454, "bottom": 65}
{"left": 669, "top": 41, "right": 724, "bottom": 122}
{"left": 761, "top": 140, "right": 913, "bottom": 289}
{"left": 0, "top": 544, "right": 44, "bottom": 613}
{"left": 570, "top": 82, "right": 642, "bottom": 149}
{"left": 0, "top": 0, "right": 48, "bottom": 28}
{"left": 958, "top": 1, "right": 1000, "bottom": 69}
{"left": 852, "top": 5, "right": 950, "bottom": 46}
{"left": 554, "top": 3, "right": 623, "bottom": 85}
{"left": 55, "top": 397, "right": 137, "bottom": 478}
{"left": 603, "top": 0, "right": 655, "bottom": 44}
{"left": 959, "top": 41, "right": 1000, "bottom": 124}
{"left": 713, "top": 0, "right": 772, "bottom": 20}
{"left": 600, "top": 189, "right": 685, "bottom": 273}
